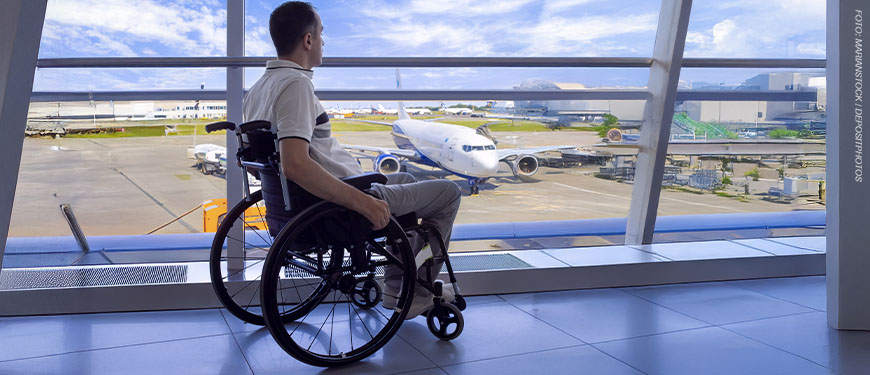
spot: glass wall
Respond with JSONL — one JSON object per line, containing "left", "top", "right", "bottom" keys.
{"left": 685, "top": 0, "right": 825, "bottom": 58}
{"left": 5, "top": 0, "right": 830, "bottom": 276}
{"left": 652, "top": 0, "right": 828, "bottom": 244}
{"left": 40, "top": 0, "right": 229, "bottom": 58}
{"left": 245, "top": 0, "right": 662, "bottom": 57}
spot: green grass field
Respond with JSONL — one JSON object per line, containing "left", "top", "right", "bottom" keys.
{"left": 60, "top": 116, "right": 578, "bottom": 138}
{"left": 64, "top": 123, "right": 226, "bottom": 138}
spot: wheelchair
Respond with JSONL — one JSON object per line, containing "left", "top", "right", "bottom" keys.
{"left": 206, "top": 120, "right": 466, "bottom": 367}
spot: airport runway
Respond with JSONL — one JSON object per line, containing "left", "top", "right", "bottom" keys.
{"left": 9, "top": 131, "right": 823, "bottom": 240}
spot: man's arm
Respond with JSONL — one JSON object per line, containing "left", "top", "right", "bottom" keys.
{"left": 279, "top": 137, "right": 390, "bottom": 229}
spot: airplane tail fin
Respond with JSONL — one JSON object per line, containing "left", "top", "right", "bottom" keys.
{"left": 396, "top": 69, "right": 410, "bottom": 120}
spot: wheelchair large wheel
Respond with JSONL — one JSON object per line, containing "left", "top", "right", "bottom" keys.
{"left": 260, "top": 203, "right": 416, "bottom": 367}
{"left": 209, "top": 190, "right": 325, "bottom": 325}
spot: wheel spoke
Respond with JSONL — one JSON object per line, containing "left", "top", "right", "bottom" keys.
{"left": 308, "top": 290, "right": 339, "bottom": 351}
{"left": 222, "top": 258, "right": 265, "bottom": 282}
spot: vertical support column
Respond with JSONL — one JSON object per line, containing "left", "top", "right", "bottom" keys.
{"left": 827, "top": 0, "right": 870, "bottom": 330}
{"left": 0, "top": 1, "right": 48, "bottom": 271}
{"left": 226, "top": 0, "right": 245, "bottom": 272}
{"left": 625, "top": 0, "right": 693, "bottom": 245}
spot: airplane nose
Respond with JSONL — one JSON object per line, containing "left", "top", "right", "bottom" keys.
{"left": 480, "top": 154, "right": 499, "bottom": 174}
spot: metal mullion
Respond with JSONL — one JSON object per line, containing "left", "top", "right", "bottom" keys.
{"left": 35, "top": 56, "right": 826, "bottom": 69}
{"left": 29, "top": 89, "right": 653, "bottom": 102}
{"left": 0, "top": 1, "right": 48, "bottom": 272}
{"left": 681, "top": 58, "right": 826, "bottom": 69}
{"left": 30, "top": 89, "right": 817, "bottom": 103}
{"left": 225, "top": 0, "right": 245, "bottom": 274}
{"left": 36, "top": 56, "right": 654, "bottom": 69}
{"left": 625, "top": 0, "right": 693, "bottom": 245}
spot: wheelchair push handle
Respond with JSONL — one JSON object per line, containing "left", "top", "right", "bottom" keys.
{"left": 205, "top": 121, "right": 236, "bottom": 133}
{"left": 239, "top": 120, "right": 272, "bottom": 134}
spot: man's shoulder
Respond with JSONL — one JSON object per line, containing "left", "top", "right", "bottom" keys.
{"left": 248, "top": 72, "right": 313, "bottom": 101}
{"left": 270, "top": 69, "right": 313, "bottom": 88}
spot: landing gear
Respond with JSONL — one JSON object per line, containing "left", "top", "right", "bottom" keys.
{"left": 468, "top": 179, "right": 479, "bottom": 195}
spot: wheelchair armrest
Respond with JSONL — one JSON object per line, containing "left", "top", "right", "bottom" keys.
{"left": 239, "top": 120, "right": 272, "bottom": 134}
{"left": 205, "top": 121, "right": 235, "bottom": 133}
{"left": 340, "top": 172, "right": 388, "bottom": 190}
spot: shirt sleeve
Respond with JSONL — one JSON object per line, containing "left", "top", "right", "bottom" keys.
{"left": 273, "top": 78, "right": 316, "bottom": 142}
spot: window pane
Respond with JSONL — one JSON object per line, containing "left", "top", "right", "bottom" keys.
{"left": 40, "top": 0, "right": 228, "bottom": 58}
{"left": 652, "top": 68, "right": 826, "bottom": 241}
{"left": 13, "top": 99, "right": 228, "bottom": 241}
{"left": 685, "top": 0, "right": 826, "bottom": 58}
{"left": 246, "top": 0, "right": 662, "bottom": 57}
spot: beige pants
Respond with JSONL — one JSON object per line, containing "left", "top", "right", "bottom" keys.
{"left": 370, "top": 173, "right": 461, "bottom": 294}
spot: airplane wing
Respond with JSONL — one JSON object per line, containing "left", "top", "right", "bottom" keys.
{"left": 343, "top": 119, "right": 393, "bottom": 127}
{"left": 497, "top": 145, "right": 577, "bottom": 161}
{"left": 343, "top": 144, "right": 421, "bottom": 161}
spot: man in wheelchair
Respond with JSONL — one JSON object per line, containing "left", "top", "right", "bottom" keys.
{"left": 244, "top": 1, "right": 461, "bottom": 320}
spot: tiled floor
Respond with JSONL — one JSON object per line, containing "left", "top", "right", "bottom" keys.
{"left": 1, "top": 276, "right": 868, "bottom": 374}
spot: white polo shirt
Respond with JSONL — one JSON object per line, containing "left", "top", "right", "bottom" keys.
{"left": 243, "top": 59, "right": 363, "bottom": 178}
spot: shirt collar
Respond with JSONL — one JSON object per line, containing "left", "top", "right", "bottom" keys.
{"left": 266, "top": 59, "right": 313, "bottom": 78}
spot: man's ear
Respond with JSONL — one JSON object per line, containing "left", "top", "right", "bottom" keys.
{"left": 302, "top": 33, "right": 313, "bottom": 51}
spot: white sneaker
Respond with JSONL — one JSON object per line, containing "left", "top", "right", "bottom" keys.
{"left": 381, "top": 282, "right": 399, "bottom": 310}
{"left": 404, "top": 283, "right": 456, "bottom": 320}
{"left": 382, "top": 282, "right": 457, "bottom": 316}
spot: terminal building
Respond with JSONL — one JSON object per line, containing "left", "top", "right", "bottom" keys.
{"left": 1, "top": 1, "right": 868, "bottom": 374}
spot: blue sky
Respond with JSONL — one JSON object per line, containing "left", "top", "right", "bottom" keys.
{"left": 33, "top": 0, "right": 826, "bottom": 95}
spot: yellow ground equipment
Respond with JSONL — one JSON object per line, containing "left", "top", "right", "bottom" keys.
{"left": 202, "top": 198, "right": 268, "bottom": 232}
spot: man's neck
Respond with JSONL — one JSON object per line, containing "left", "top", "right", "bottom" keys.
{"left": 278, "top": 55, "right": 311, "bottom": 70}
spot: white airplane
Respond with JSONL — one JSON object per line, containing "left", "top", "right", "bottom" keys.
{"left": 345, "top": 104, "right": 577, "bottom": 194}
{"left": 443, "top": 107, "right": 473, "bottom": 115}
{"left": 377, "top": 104, "right": 431, "bottom": 115}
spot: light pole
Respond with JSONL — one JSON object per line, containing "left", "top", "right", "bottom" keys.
{"left": 193, "top": 82, "right": 204, "bottom": 148}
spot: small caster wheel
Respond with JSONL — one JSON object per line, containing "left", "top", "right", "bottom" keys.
{"left": 454, "top": 295, "right": 467, "bottom": 311}
{"left": 427, "top": 302, "right": 463, "bottom": 340}
{"left": 351, "top": 278, "right": 381, "bottom": 309}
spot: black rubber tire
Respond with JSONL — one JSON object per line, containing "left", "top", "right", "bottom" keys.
{"left": 351, "top": 278, "right": 382, "bottom": 309}
{"left": 427, "top": 302, "right": 464, "bottom": 341}
{"left": 209, "top": 191, "right": 329, "bottom": 325}
{"left": 260, "top": 203, "right": 416, "bottom": 367}
{"left": 209, "top": 190, "right": 269, "bottom": 325}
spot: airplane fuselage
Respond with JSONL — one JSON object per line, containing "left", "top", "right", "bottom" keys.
{"left": 391, "top": 119, "right": 499, "bottom": 179}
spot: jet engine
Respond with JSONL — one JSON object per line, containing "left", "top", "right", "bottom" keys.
{"left": 509, "top": 155, "right": 539, "bottom": 179}
{"left": 374, "top": 154, "right": 401, "bottom": 174}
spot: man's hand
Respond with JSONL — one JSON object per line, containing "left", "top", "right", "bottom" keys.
{"left": 352, "top": 193, "right": 391, "bottom": 230}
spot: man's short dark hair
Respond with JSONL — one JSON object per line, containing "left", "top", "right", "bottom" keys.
{"left": 269, "top": 1, "right": 318, "bottom": 56}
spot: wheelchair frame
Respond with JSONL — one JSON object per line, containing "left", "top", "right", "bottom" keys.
{"left": 206, "top": 120, "right": 466, "bottom": 367}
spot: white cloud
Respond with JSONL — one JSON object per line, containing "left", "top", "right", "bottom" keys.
{"left": 796, "top": 42, "right": 825, "bottom": 56}
{"left": 518, "top": 13, "right": 658, "bottom": 56}
{"left": 245, "top": 25, "right": 274, "bottom": 56}
{"left": 540, "top": 0, "right": 596, "bottom": 17}
{"left": 359, "top": 0, "right": 535, "bottom": 19}
{"left": 684, "top": 0, "right": 826, "bottom": 57}
{"left": 347, "top": 0, "right": 658, "bottom": 57}
{"left": 42, "top": 0, "right": 228, "bottom": 57}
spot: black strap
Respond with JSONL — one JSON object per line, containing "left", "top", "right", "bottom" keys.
{"left": 316, "top": 112, "right": 329, "bottom": 126}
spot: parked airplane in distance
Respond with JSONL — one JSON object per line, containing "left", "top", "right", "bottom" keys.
{"left": 376, "top": 104, "right": 431, "bottom": 116}
{"left": 345, "top": 103, "right": 577, "bottom": 194}
{"left": 443, "top": 107, "right": 473, "bottom": 115}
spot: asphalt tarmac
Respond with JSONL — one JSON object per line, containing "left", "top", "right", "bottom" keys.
{"left": 9, "top": 131, "right": 823, "bottom": 242}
